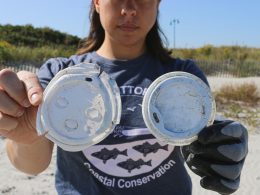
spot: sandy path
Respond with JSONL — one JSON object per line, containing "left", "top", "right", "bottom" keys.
{"left": 0, "top": 142, "right": 56, "bottom": 194}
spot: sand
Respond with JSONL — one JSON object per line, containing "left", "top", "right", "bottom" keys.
{"left": 207, "top": 77, "right": 260, "bottom": 93}
{"left": 0, "top": 143, "right": 56, "bottom": 194}
{"left": 0, "top": 77, "right": 260, "bottom": 195}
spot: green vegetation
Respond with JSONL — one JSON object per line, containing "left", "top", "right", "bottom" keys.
{"left": 172, "top": 44, "right": 260, "bottom": 62}
{"left": 172, "top": 45, "right": 260, "bottom": 77}
{"left": 0, "top": 24, "right": 260, "bottom": 76}
{"left": 0, "top": 24, "right": 80, "bottom": 47}
{"left": 0, "top": 24, "right": 81, "bottom": 66}
{"left": 215, "top": 82, "right": 259, "bottom": 104}
{"left": 214, "top": 83, "right": 260, "bottom": 132}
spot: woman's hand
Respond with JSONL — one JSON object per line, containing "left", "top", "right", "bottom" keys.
{"left": 181, "top": 120, "right": 248, "bottom": 194}
{"left": 0, "top": 69, "right": 43, "bottom": 144}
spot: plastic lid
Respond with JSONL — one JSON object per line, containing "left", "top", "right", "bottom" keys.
{"left": 142, "top": 71, "right": 215, "bottom": 146}
{"left": 36, "top": 63, "right": 121, "bottom": 152}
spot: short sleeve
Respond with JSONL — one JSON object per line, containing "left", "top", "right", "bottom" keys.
{"left": 182, "top": 59, "right": 209, "bottom": 87}
{"left": 167, "top": 58, "right": 209, "bottom": 87}
{"left": 37, "top": 54, "right": 91, "bottom": 89}
{"left": 37, "top": 57, "right": 72, "bottom": 89}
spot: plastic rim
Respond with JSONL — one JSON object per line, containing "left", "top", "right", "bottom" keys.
{"left": 36, "top": 63, "right": 121, "bottom": 152}
{"left": 142, "top": 71, "right": 216, "bottom": 146}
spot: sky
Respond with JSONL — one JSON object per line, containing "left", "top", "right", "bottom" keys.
{"left": 0, "top": 0, "right": 259, "bottom": 48}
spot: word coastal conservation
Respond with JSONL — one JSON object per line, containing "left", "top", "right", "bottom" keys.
{"left": 84, "top": 159, "right": 176, "bottom": 189}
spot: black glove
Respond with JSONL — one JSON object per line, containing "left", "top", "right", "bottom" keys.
{"left": 181, "top": 120, "right": 248, "bottom": 194}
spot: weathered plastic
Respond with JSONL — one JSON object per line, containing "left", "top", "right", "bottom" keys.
{"left": 142, "top": 71, "right": 216, "bottom": 146}
{"left": 36, "top": 63, "right": 122, "bottom": 151}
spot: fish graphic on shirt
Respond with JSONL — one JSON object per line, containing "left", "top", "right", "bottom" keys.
{"left": 117, "top": 158, "right": 152, "bottom": 173}
{"left": 133, "top": 141, "right": 168, "bottom": 157}
{"left": 91, "top": 148, "right": 128, "bottom": 164}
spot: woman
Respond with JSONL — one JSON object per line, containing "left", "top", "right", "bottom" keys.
{"left": 0, "top": 0, "right": 247, "bottom": 194}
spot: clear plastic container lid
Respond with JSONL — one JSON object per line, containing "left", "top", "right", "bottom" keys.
{"left": 142, "top": 71, "right": 216, "bottom": 146}
{"left": 36, "top": 63, "right": 121, "bottom": 152}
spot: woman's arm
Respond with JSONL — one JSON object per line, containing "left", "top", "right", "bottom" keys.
{"left": 6, "top": 137, "right": 54, "bottom": 175}
{"left": 0, "top": 69, "right": 54, "bottom": 175}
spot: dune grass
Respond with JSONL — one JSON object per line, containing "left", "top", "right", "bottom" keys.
{"left": 214, "top": 82, "right": 260, "bottom": 132}
{"left": 214, "top": 82, "right": 259, "bottom": 104}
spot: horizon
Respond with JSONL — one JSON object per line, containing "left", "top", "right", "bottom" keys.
{"left": 0, "top": 0, "right": 260, "bottom": 49}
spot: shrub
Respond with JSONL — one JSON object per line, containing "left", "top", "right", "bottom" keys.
{"left": 0, "top": 41, "right": 14, "bottom": 61}
{"left": 215, "top": 82, "right": 260, "bottom": 104}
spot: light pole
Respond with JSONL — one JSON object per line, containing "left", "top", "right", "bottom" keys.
{"left": 170, "top": 19, "right": 180, "bottom": 49}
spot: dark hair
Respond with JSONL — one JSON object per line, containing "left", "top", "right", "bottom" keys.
{"left": 77, "top": 2, "right": 172, "bottom": 63}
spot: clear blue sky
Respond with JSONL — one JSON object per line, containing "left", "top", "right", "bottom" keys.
{"left": 0, "top": 0, "right": 259, "bottom": 48}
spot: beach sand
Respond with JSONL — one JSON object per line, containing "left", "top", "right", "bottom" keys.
{"left": 0, "top": 142, "right": 56, "bottom": 194}
{"left": 0, "top": 77, "right": 259, "bottom": 195}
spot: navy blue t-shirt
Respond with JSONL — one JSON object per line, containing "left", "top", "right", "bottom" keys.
{"left": 37, "top": 51, "right": 208, "bottom": 195}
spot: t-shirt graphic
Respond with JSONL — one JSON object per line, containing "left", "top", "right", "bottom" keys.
{"left": 84, "top": 140, "right": 175, "bottom": 178}
{"left": 82, "top": 83, "right": 175, "bottom": 188}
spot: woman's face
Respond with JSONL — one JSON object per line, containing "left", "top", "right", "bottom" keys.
{"left": 94, "top": 0, "right": 160, "bottom": 48}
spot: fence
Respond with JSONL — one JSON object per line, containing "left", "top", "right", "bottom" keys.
{"left": 196, "top": 60, "right": 260, "bottom": 77}
{"left": 0, "top": 61, "right": 39, "bottom": 73}
{"left": 1, "top": 60, "right": 260, "bottom": 77}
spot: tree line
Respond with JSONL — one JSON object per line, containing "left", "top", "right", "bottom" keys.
{"left": 0, "top": 24, "right": 80, "bottom": 48}
{"left": 0, "top": 24, "right": 260, "bottom": 76}
{"left": 0, "top": 24, "right": 82, "bottom": 65}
